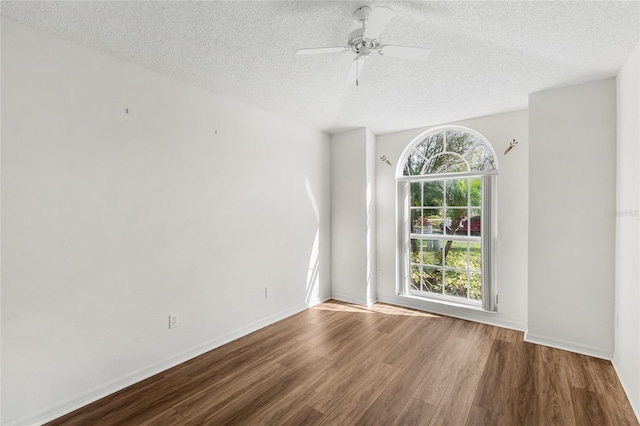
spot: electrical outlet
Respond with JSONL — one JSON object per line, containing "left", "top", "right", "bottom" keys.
{"left": 265, "top": 287, "right": 272, "bottom": 298}
{"left": 169, "top": 313, "right": 179, "bottom": 329}
{"left": 377, "top": 271, "right": 383, "bottom": 280}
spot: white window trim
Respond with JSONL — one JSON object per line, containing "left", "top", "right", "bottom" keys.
{"left": 395, "top": 126, "right": 498, "bottom": 312}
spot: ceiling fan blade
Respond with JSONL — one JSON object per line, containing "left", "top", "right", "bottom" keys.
{"left": 345, "top": 55, "right": 368, "bottom": 84}
{"left": 296, "top": 46, "right": 349, "bottom": 55}
{"left": 362, "top": 6, "right": 396, "bottom": 39}
{"left": 380, "top": 45, "right": 431, "bottom": 60}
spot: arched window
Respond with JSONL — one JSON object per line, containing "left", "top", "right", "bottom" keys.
{"left": 396, "top": 126, "right": 498, "bottom": 311}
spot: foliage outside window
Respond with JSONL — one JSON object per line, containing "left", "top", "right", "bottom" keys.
{"left": 397, "top": 127, "right": 497, "bottom": 311}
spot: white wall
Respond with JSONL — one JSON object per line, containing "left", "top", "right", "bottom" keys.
{"left": 330, "top": 128, "right": 374, "bottom": 305}
{"left": 365, "top": 128, "right": 377, "bottom": 304}
{"left": 1, "top": 18, "right": 330, "bottom": 425}
{"left": 614, "top": 40, "right": 640, "bottom": 420}
{"left": 528, "top": 78, "right": 617, "bottom": 358}
{"left": 375, "top": 111, "right": 529, "bottom": 330}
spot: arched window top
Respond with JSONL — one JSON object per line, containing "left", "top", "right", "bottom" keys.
{"left": 398, "top": 126, "right": 497, "bottom": 178}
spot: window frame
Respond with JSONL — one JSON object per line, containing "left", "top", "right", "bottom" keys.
{"left": 395, "top": 126, "right": 498, "bottom": 312}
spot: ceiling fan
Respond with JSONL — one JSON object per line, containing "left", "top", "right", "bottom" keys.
{"left": 296, "top": 5, "right": 431, "bottom": 85}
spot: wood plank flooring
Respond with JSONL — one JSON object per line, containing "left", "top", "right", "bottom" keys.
{"left": 48, "top": 300, "right": 639, "bottom": 425}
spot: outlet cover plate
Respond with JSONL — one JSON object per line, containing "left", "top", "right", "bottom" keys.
{"left": 169, "top": 313, "right": 179, "bottom": 329}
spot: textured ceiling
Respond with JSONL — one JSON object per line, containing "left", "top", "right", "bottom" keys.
{"left": 2, "top": 1, "right": 639, "bottom": 134}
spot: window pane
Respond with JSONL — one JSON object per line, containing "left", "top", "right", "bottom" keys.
{"left": 470, "top": 178, "right": 482, "bottom": 206}
{"left": 469, "top": 242, "right": 481, "bottom": 271}
{"left": 468, "top": 208, "right": 481, "bottom": 236}
{"left": 414, "top": 132, "right": 444, "bottom": 160}
{"left": 414, "top": 208, "right": 445, "bottom": 234}
{"left": 425, "top": 154, "right": 468, "bottom": 174}
{"left": 445, "top": 130, "right": 496, "bottom": 172}
{"left": 410, "top": 265, "right": 421, "bottom": 291}
{"left": 421, "top": 182, "right": 444, "bottom": 232}
{"left": 465, "top": 143, "right": 496, "bottom": 171}
{"left": 420, "top": 239, "right": 442, "bottom": 266}
{"left": 410, "top": 239, "right": 421, "bottom": 264}
{"left": 422, "top": 208, "right": 441, "bottom": 224}
{"left": 445, "top": 130, "right": 476, "bottom": 156}
{"left": 422, "top": 181, "right": 443, "bottom": 207}
{"left": 445, "top": 269, "right": 468, "bottom": 297}
{"left": 410, "top": 182, "right": 422, "bottom": 206}
{"left": 445, "top": 179, "right": 468, "bottom": 207}
{"left": 444, "top": 241, "right": 467, "bottom": 269}
{"left": 404, "top": 151, "right": 428, "bottom": 176}
{"left": 412, "top": 214, "right": 433, "bottom": 233}
{"left": 404, "top": 131, "right": 445, "bottom": 176}
{"left": 410, "top": 208, "right": 422, "bottom": 231}
{"left": 422, "top": 266, "right": 442, "bottom": 294}
{"left": 446, "top": 208, "right": 467, "bottom": 235}
{"left": 470, "top": 272, "right": 482, "bottom": 300}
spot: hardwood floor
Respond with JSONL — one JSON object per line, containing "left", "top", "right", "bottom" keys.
{"left": 48, "top": 300, "right": 638, "bottom": 425}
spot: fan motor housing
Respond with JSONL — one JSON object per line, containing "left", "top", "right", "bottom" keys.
{"left": 348, "top": 28, "right": 380, "bottom": 55}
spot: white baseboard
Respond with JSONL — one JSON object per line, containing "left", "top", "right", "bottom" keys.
{"left": 307, "top": 293, "right": 332, "bottom": 307}
{"left": 319, "top": 293, "right": 332, "bottom": 304}
{"left": 5, "top": 303, "right": 310, "bottom": 426}
{"left": 376, "top": 294, "right": 526, "bottom": 331}
{"left": 330, "top": 292, "right": 373, "bottom": 307}
{"left": 612, "top": 360, "right": 640, "bottom": 423}
{"left": 523, "top": 332, "right": 612, "bottom": 360}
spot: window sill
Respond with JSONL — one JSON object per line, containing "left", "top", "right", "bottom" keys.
{"left": 398, "top": 293, "right": 497, "bottom": 314}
